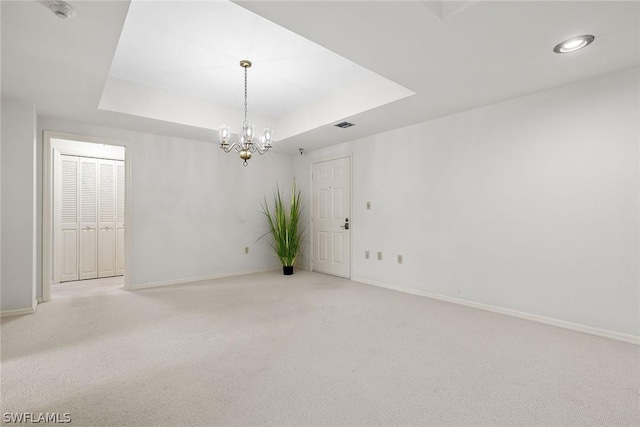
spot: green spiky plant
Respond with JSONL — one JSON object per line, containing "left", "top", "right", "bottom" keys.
{"left": 260, "top": 181, "right": 304, "bottom": 268}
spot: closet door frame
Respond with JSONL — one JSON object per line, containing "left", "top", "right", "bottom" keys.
{"left": 43, "top": 131, "right": 132, "bottom": 302}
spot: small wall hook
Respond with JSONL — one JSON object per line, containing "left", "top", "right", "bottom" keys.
{"left": 299, "top": 148, "right": 305, "bottom": 156}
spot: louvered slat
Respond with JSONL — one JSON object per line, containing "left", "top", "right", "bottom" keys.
{"left": 98, "top": 160, "right": 116, "bottom": 278}
{"left": 61, "top": 158, "right": 78, "bottom": 224}
{"left": 81, "top": 161, "right": 97, "bottom": 223}
{"left": 100, "top": 162, "right": 114, "bottom": 223}
{"left": 117, "top": 162, "right": 125, "bottom": 223}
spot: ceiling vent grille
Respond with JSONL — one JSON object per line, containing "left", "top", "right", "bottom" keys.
{"left": 334, "top": 121, "right": 355, "bottom": 129}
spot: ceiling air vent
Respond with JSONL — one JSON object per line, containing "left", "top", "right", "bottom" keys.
{"left": 334, "top": 121, "right": 355, "bottom": 129}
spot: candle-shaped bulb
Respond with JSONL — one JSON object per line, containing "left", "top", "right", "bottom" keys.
{"left": 262, "top": 128, "right": 273, "bottom": 147}
{"left": 243, "top": 123, "right": 255, "bottom": 143}
{"left": 219, "top": 125, "right": 230, "bottom": 145}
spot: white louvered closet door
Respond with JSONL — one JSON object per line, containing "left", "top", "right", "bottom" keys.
{"left": 56, "top": 155, "right": 125, "bottom": 283}
{"left": 79, "top": 158, "right": 99, "bottom": 280}
{"left": 98, "top": 160, "right": 117, "bottom": 278}
{"left": 115, "top": 161, "right": 125, "bottom": 276}
{"left": 57, "top": 155, "right": 80, "bottom": 282}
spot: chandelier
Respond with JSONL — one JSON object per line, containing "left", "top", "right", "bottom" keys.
{"left": 219, "top": 60, "right": 274, "bottom": 166}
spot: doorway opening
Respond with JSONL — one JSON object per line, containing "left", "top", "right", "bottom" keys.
{"left": 43, "top": 131, "right": 132, "bottom": 301}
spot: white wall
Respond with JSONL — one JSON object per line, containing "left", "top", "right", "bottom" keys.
{"left": 296, "top": 67, "right": 639, "bottom": 337}
{"left": 9, "top": 67, "right": 638, "bottom": 338}
{"left": 38, "top": 119, "right": 294, "bottom": 288}
{"left": 1, "top": 98, "right": 37, "bottom": 311}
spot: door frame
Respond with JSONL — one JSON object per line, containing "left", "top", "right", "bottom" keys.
{"left": 43, "top": 130, "right": 133, "bottom": 301}
{"left": 310, "top": 154, "right": 353, "bottom": 279}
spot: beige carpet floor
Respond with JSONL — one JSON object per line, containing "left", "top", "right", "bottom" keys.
{"left": 1, "top": 270, "right": 638, "bottom": 426}
{"left": 49, "top": 276, "right": 125, "bottom": 300}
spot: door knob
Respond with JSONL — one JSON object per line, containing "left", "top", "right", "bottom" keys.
{"left": 340, "top": 218, "right": 350, "bottom": 230}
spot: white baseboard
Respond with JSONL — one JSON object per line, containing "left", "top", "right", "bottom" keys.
{"left": 352, "top": 276, "right": 640, "bottom": 345}
{"left": 131, "top": 268, "right": 279, "bottom": 290}
{"left": 1, "top": 299, "right": 38, "bottom": 317}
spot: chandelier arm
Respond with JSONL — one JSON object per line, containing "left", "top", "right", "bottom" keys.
{"left": 220, "top": 143, "right": 235, "bottom": 153}
{"left": 254, "top": 144, "right": 271, "bottom": 155}
{"left": 220, "top": 142, "right": 244, "bottom": 153}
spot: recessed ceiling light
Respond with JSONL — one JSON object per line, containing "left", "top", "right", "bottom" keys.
{"left": 47, "top": 1, "right": 77, "bottom": 19}
{"left": 553, "top": 35, "right": 594, "bottom": 54}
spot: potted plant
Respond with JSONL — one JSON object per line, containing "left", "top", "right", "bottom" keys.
{"left": 260, "top": 181, "right": 303, "bottom": 275}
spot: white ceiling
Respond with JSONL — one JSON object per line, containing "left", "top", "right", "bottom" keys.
{"left": 100, "top": 0, "right": 414, "bottom": 142}
{"left": 2, "top": 1, "right": 638, "bottom": 154}
{"left": 109, "top": 0, "right": 384, "bottom": 118}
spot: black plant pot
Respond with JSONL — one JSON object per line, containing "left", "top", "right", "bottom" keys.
{"left": 283, "top": 265, "right": 294, "bottom": 275}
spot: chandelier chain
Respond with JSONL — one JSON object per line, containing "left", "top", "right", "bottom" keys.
{"left": 243, "top": 66, "right": 248, "bottom": 125}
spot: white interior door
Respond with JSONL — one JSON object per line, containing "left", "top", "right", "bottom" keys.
{"left": 98, "top": 160, "right": 117, "bottom": 278}
{"left": 56, "top": 155, "right": 80, "bottom": 282}
{"left": 311, "top": 157, "right": 351, "bottom": 278}
{"left": 79, "top": 158, "right": 98, "bottom": 280}
{"left": 115, "top": 160, "right": 125, "bottom": 276}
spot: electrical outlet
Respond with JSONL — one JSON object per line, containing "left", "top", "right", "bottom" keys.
{"left": 397, "top": 255, "right": 403, "bottom": 264}
{"left": 245, "top": 246, "right": 249, "bottom": 254}
{"left": 377, "top": 252, "right": 382, "bottom": 261}
{"left": 365, "top": 250, "right": 370, "bottom": 259}
{"left": 366, "top": 201, "right": 371, "bottom": 210}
